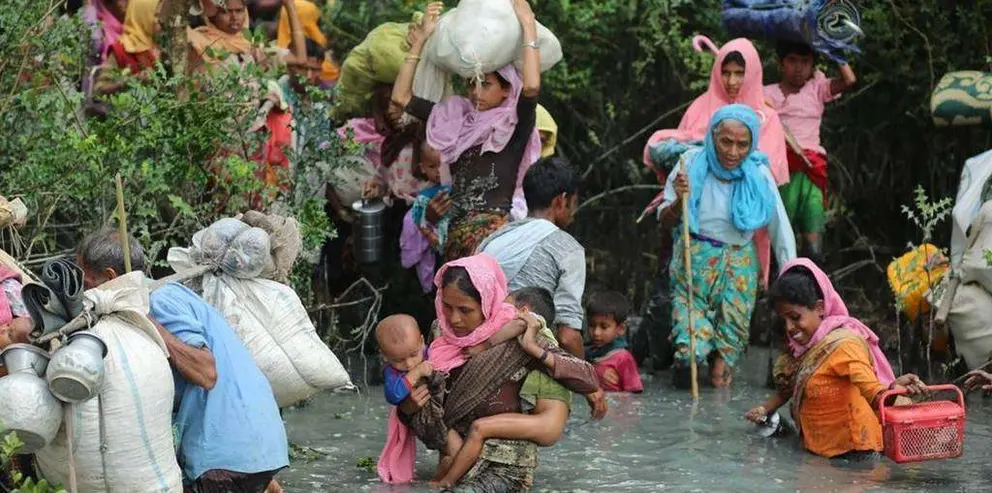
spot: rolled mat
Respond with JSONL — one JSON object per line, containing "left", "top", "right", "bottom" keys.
{"left": 931, "top": 71, "right": 992, "bottom": 127}
{"left": 24, "top": 283, "right": 69, "bottom": 338}
{"left": 41, "top": 259, "right": 84, "bottom": 319}
{"left": 24, "top": 259, "right": 85, "bottom": 338}
{"left": 722, "top": 0, "right": 862, "bottom": 62}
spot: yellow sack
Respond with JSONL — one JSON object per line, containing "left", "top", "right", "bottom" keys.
{"left": 887, "top": 244, "right": 949, "bottom": 322}
{"left": 333, "top": 19, "right": 414, "bottom": 120}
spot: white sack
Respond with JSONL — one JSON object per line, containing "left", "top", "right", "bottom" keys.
{"left": 36, "top": 272, "right": 182, "bottom": 493}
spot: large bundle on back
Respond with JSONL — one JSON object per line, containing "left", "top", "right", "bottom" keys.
{"left": 169, "top": 214, "right": 353, "bottom": 407}
{"left": 35, "top": 272, "right": 182, "bottom": 493}
{"left": 721, "top": 0, "right": 862, "bottom": 62}
{"left": 931, "top": 71, "right": 992, "bottom": 128}
{"left": 334, "top": 16, "right": 419, "bottom": 121}
{"left": 412, "top": 0, "right": 563, "bottom": 103}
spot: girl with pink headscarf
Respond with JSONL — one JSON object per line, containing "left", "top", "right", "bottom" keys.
{"left": 377, "top": 254, "right": 602, "bottom": 487}
{"left": 744, "top": 258, "right": 927, "bottom": 459}
{"left": 391, "top": 1, "right": 544, "bottom": 263}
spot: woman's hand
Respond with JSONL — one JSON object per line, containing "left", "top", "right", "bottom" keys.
{"left": 417, "top": 2, "right": 443, "bottom": 45}
{"left": 891, "top": 373, "right": 927, "bottom": 395}
{"left": 512, "top": 0, "right": 536, "bottom": 26}
{"left": 462, "top": 341, "right": 489, "bottom": 358}
{"left": 425, "top": 192, "right": 452, "bottom": 224}
{"left": 602, "top": 368, "right": 620, "bottom": 387}
{"left": 519, "top": 312, "right": 542, "bottom": 349}
{"left": 673, "top": 170, "right": 689, "bottom": 199}
{"left": 399, "top": 385, "right": 431, "bottom": 415}
{"left": 744, "top": 405, "right": 768, "bottom": 424}
{"left": 362, "top": 179, "right": 385, "bottom": 199}
{"left": 585, "top": 389, "right": 608, "bottom": 420}
{"left": 964, "top": 369, "right": 992, "bottom": 392}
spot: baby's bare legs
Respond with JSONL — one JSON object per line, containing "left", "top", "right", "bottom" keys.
{"left": 430, "top": 400, "right": 569, "bottom": 488}
{"left": 433, "top": 429, "right": 463, "bottom": 481}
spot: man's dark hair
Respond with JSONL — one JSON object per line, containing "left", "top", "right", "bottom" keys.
{"left": 509, "top": 287, "right": 555, "bottom": 323}
{"left": 776, "top": 41, "right": 817, "bottom": 62}
{"left": 77, "top": 228, "right": 147, "bottom": 274}
{"left": 304, "top": 37, "right": 327, "bottom": 60}
{"left": 522, "top": 157, "right": 580, "bottom": 212}
{"left": 585, "top": 291, "right": 631, "bottom": 324}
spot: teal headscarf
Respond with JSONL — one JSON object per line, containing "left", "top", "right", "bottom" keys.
{"left": 686, "top": 104, "right": 775, "bottom": 234}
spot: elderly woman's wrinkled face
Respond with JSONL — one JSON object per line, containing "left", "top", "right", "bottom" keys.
{"left": 213, "top": 0, "right": 248, "bottom": 34}
{"left": 713, "top": 119, "right": 752, "bottom": 170}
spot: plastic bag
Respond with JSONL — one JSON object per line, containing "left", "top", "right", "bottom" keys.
{"left": 194, "top": 218, "right": 250, "bottom": 267}
{"left": 421, "top": 0, "right": 562, "bottom": 81}
{"left": 334, "top": 21, "right": 413, "bottom": 120}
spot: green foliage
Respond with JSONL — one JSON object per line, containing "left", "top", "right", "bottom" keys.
{"left": 356, "top": 456, "right": 377, "bottom": 473}
{"left": 0, "top": 432, "right": 66, "bottom": 493}
{"left": 901, "top": 186, "right": 954, "bottom": 245}
{"left": 0, "top": 2, "right": 365, "bottom": 297}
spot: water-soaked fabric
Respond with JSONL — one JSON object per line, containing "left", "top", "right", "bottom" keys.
{"left": 191, "top": 468, "right": 279, "bottom": 493}
{"left": 669, "top": 236, "right": 758, "bottom": 369}
{"left": 779, "top": 171, "right": 825, "bottom": 235}
{"left": 442, "top": 439, "right": 537, "bottom": 493}
{"left": 789, "top": 330, "right": 887, "bottom": 458}
{"left": 444, "top": 212, "right": 509, "bottom": 262}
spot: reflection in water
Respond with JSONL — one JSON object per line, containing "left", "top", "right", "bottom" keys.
{"left": 279, "top": 349, "right": 992, "bottom": 492}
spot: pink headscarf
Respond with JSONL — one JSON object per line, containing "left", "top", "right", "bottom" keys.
{"left": 83, "top": 0, "right": 125, "bottom": 63}
{"left": 642, "top": 37, "right": 788, "bottom": 286}
{"left": 378, "top": 253, "right": 518, "bottom": 484}
{"left": 782, "top": 258, "right": 896, "bottom": 387}
{"left": 643, "top": 37, "right": 788, "bottom": 185}
{"left": 426, "top": 65, "right": 542, "bottom": 198}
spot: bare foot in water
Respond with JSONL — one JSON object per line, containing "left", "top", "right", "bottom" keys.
{"left": 709, "top": 355, "right": 733, "bottom": 388}
{"left": 265, "top": 479, "right": 283, "bottom": 493}
{"left": 429, "top": 479, "right": 453, "bottom": 489}
{"left": 432, "top": 454, "right": 454, "bottom": 482}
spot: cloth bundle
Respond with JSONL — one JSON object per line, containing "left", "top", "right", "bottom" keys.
{"left": 721, "top": 0, "right": 862, "bottom": 62}
{"left": 188, "top": 213, "right": 301, "bottom": 283}
{"left": 931, "top": 71, "right": 992, "bottom": 128}
{"left": 333, "top": 17, "right": 419, "bottom": 121}
{"left": 23, "top": 259, "right": 85, "bottom": 338}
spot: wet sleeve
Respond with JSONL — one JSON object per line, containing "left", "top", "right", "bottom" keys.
{"left": 764, "top": 166, "right": 797, "bottom": 264}
{"left": 827, "top": 340, "right": 888, "bottom": 404}
{"left": 536, "top": 338, "right": 600, "bottom": 394}
{"left": 383, "top": 367, "right": 412, "bottom": 406}
{"left": 405, "top": 96, "right": 435, "bottom": 122}
{"left": 553, "top": 248, "right": 586, "bottom": 330}
{"left": 148, "top": 289, "right": 208, "bottom": 350}
{"left": 618, "top": 351, "right": 644, "bottom": 393}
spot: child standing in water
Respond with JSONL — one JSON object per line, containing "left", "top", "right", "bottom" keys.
{"left": 585, "top": 291, "right": 643, "bottom": 393}
{"left": 764, "top": 42, "right": 856, "bottom": 263}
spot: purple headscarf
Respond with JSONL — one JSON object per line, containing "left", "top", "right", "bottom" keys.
{"left": 425, "top": 65, "right": 542, "bottom": 193}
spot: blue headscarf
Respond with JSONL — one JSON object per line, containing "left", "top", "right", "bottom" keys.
{"left": 685, "top": 104, "right": 775, "bottom": 234}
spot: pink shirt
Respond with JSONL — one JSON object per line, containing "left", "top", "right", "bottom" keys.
{"left": 763, "top": 71, "right": 839, "bottom": 156}
{"left": 591, "top": 349, "right": 643, "bottom": 393}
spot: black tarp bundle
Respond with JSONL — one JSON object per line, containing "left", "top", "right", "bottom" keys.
{"left": 722, "top": 0, "right": 862, "bottom": 62}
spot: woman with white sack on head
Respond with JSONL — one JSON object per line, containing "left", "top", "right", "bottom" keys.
{"left": 391, "top": 0, "right": 546, "bottom": 263}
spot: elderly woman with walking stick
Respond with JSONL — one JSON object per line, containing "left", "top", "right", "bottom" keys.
{"left": 658, "top": 104, "right": 797, "bottom": 389}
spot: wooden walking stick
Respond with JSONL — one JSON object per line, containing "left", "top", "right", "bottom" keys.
{"left": 115, "top": 173, "right": 131, "bottom": 273}
{"left": 678, "top": 156, "right": 700, "bottom": 400}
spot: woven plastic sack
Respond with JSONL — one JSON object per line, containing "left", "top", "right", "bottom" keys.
{"left": 36, "top": 272, "right": 182, "bottom": 492}
{"left": 199, "top": 273, "right": 353, "bottom": 407}
{"left": 241, "top": 210, "right": 302, "bottom": 284}
{"left": 222, "top": 227, "right": 272, "bottom": 279}
{"left": 194, "top": 217, "right": 250, "bottom": 267}
{"left": 334, "top": 21, "right": 412, "bottom": 120}
{"left": 931, "top": 71, "right": 992, "bottom": 128}
{"left": 944, "top": 284, "right": 992, "bottom": 369}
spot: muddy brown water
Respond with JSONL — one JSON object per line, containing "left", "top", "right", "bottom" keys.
{"left": 278, "top": 349, "right": 992, "bottom": 492}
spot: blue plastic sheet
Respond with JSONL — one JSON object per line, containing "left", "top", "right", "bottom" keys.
{"left": 722, "top": 0, "right": 862, "bottom": 62}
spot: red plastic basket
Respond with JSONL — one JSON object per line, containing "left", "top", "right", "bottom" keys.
{"left": 878, "top": 384, "right": 965, "bottom": 463}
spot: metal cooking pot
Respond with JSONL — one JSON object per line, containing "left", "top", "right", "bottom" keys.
{"left": 352, "top": 198, "right": 387, "bottom": 265}
{"left": 47, "top": 331, "right": 108, "bottom": 403}
{"left": 0, "top": 344, "right": 63, "bottom": 454}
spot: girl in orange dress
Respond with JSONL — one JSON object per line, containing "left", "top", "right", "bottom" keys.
{"left": 745, "top": 258, "right": 928, "bottom": 459}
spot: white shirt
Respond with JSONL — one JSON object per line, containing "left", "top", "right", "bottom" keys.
{"left": 661, "top": 157, "right": 797, "bottom": 265}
